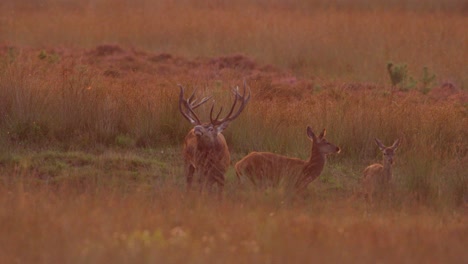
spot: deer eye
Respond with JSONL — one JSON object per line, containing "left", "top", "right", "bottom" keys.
{"left": 208, "top": 127, "right": 214, "bottom": 132}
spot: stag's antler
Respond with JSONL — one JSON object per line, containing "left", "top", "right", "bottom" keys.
{"left": 178, "top": 85, "right": 211, "bottom": 125}
{"left": 209, "top": 81, "right": 251, "bottom": 126}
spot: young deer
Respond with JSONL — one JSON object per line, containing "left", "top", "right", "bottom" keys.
{"left": 235, "top": 127, "right": 340, "bottom": 193}
{"left": 179, "top": 83, "right": 250, "bottom": 196}
{"left": 362, "top": 138, "right": 400, "bottom": 203}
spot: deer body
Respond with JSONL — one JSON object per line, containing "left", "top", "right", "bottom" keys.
{"left": 179, "top": 83, "right": 250, "bottom": 195}
{"left": 362, "top": 138, "right": 400, "bottom": 203}
{"left": 235, "top": 152, "right": 304, "bottom": 188}
{"left": 183, "top": 129, "right": 230, "bottom": 189}
{"left": 235, "top": 127, "right": 340, "bottom": 192}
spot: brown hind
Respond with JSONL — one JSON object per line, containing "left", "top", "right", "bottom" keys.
{"left": 235, "top": 127, "right": 341, "bottom": 193}
{"left": 361, "top": 138, "right": 400, "bottom": 203}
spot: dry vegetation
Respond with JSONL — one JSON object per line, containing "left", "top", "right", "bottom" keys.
{"left": 0, "top": 0, "right": 467, "bottom": 263}
{"left": 1, "top": 0, "right": 467, "bottom": 85}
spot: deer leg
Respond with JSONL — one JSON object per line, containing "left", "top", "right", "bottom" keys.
{"left": 294, "top": 177, "right": 310, "bottom": 193}
{"left": 295, "top": 185, "right": 306, "bottom": 194}
{"left": 217, "top": 174, "right": 225, "bottom": 198}
{"left": 235, "top": 170, "right": 244, "bottom": 186}
{"left": 367, "top": 192, "right": 373, "bottom": 204}
{"left": 197, "top": 173, "right": 207, "bottom": 193}
{"left": 186, "top": 164, "right": 195, "bottom": 191}
{"left": 212, "top": 173, "right": 224, "bottom": 199}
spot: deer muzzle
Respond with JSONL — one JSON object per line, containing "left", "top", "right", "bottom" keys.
{"left": 194, "top": 126, "right": 204, "bottom": 136}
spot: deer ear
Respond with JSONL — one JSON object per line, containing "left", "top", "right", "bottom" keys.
{"left": 216, "top": 122, "right": 229, "bottom": 134}
{"left": 374, "top": 138, "right": 386, "bottom": 150}
{"left": 306, "top": 126, "right": 316, "bottom": 141}
{"left": 391, "top": 139, "right": 400, "bottom": 150}
{"left": 319, "top": 129, "right": 326, "bottom": 139}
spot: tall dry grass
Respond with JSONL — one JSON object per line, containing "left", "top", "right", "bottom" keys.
{"left": 0, "top": 47, "right": 187, "bottom": 147}
{"left": 1, "top": 0, "right": 467, "bottom": 87}
{"left": 0, "top": 164, "right": 466, "bottom": 264}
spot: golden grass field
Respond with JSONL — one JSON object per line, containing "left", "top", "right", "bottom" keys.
{"left": 0, "top": 0, "right": 467, "bottom": 263}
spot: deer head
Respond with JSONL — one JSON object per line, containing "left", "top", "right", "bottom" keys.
{"left": 375, "top": 138, "right": 400, "bottom": 166}
{"left": 178, "top": 82, "right": 251, "bottom": 148}
{"left": 306, "top": 126, "right": 341, "bottom": 156}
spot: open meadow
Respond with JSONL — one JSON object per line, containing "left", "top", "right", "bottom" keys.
{"left": 0, "top": 0, "right": 467, "bottom": 263}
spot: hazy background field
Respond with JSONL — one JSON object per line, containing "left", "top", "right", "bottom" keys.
{"left": 0, "top": 0, "right": 467, "bottom": 263}
{"left": 1, "top": 0, "right": 467, "bottom": 86}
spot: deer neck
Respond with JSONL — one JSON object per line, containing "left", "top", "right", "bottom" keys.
{"left": 197, "top": 136, "right": 221, "bottom": 151}
{"left": 302, "top": 145, "right": 326, "bottom": 180}
{"left": 382, "top": 160, "right": 393, "bottom": 181}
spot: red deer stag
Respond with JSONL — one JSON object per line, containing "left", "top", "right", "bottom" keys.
{"left": 235, "top": 127, "right": 340, "bottom": 193}
{"left": 179, "top": 83, "right": 250, "bottom": 195}
{"left": 362, "top": 138, "right": 400, "bottom": 203}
